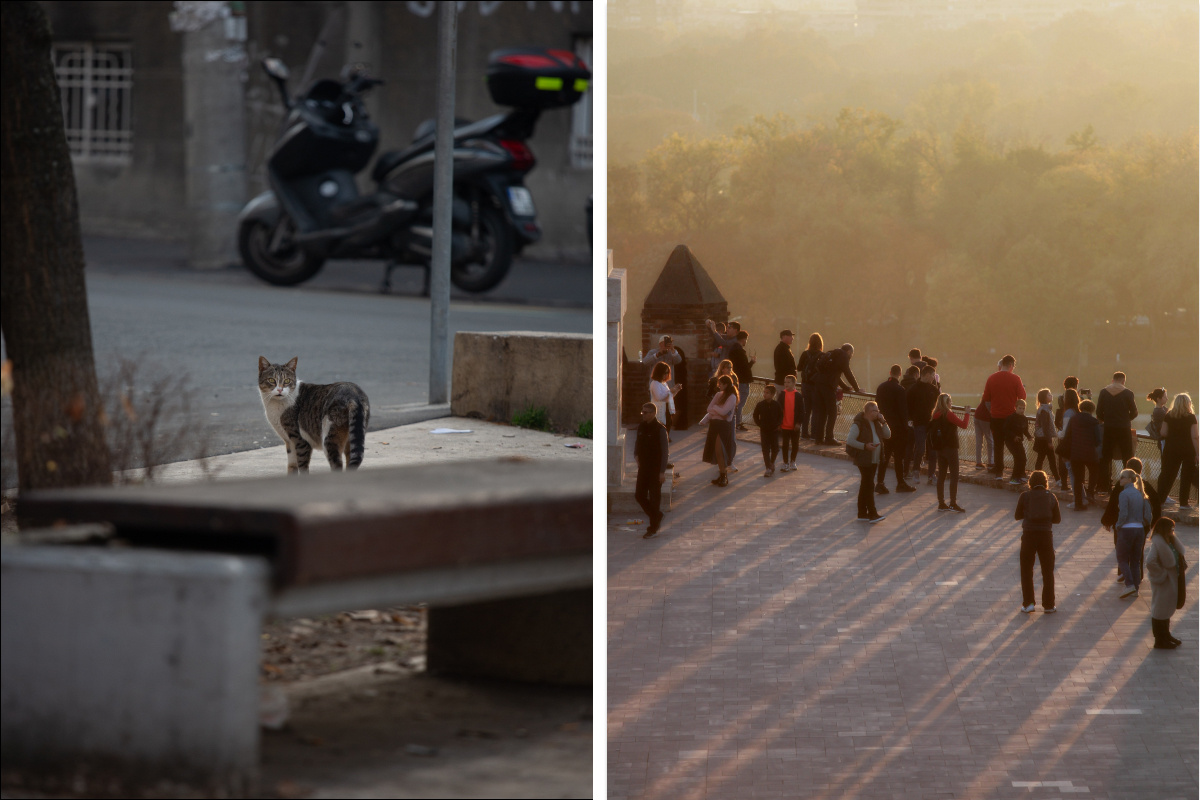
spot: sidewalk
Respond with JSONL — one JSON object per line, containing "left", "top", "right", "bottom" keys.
{"left": 143, "top": 414, "right": 592, "bottom": 484}
{"left": 608, "top": 426, "right": 1198, "bottom": 800}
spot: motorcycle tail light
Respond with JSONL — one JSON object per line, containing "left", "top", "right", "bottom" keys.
{"left": 499, "top": 139, "right": 535, "bottom": 172}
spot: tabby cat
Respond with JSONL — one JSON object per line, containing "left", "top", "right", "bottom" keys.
{"left": 257, "top": 356, "right": 370, "bottom": 473}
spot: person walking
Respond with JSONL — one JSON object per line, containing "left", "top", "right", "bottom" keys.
{"left": 812, "top": 343, "right": 860, "bottom": 446}
{"left": 929, "top": 393, "right": 970, "bottom": 512}
{"left": 1145, "top": 517, "right": 1186, "bottom": 649}
{"left": 753, "top": 384, "right": 783, "bottom": 477}
{"left": 1014, "top": 471, "right": 1062, "bottom": 614}
{"left": 1063, "top": 398, "right": 1102, "bottom": 510}
{"left": 982, "top": 354, "right": 1027, "bottom": 481}
{"left": 875, "top": 365, "right": 916, "bottom": 494}
{"left": 846, "top": 401, "right": 891, "bottom": 523}
{"left": 777, "top": 374, "right": 802, "bottom": 472}
{"left": 773, "top": 330, "right": 796, "bottom": 389}
{"left": 728, "top": 330, "right": 756, "bottom": 432}
{"left": 905, "top": 365, "right": 940, "bottom": 484}
{"left": 703, "top": 375, "right": 739, "bottom": 487}
{"left": 1154, "top": 392, "right": 1198, "bottom": 515}
{"left": 1002, "top": 398, "right": 1033, "bottom": 485}
{"left": 1113, "top": 468, "right": 1154, "bottom": 599}
{"left": 1097, "top": 371, "right": 1139, "bottom": 495}
{"left": 634, "top": 402, "right": 669, "bottom": 538}
{"left": 1031, "top": 389, "right": 1060, "bottom": 485}
{"left": 1056, "top": 388, "right": 1081, "bottom": 493}
{"left": 797, "top": 333, "right": 824, "bottom": 440}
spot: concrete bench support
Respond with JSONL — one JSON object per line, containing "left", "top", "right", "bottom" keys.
{"left": 427, "top": 587, "right": 591, "bottom": 685}
{"left": 1, "top": 546, "right": 268, "bottom": 794}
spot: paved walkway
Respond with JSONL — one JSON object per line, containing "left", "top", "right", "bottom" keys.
{"left": 608, "top": 427, "right": 1198, "bottom": 800}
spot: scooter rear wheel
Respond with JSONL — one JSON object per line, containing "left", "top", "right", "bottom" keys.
{"left": 449, "top": 203, "right": 514, "bottom": 293}
{"left": 239, "top": 217, "right": 326, "bottom": 286}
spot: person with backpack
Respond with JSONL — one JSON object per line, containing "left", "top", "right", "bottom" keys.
{"left": 1113, "top": 468, "right": 1154, "bottom": 599}
{"left": 846, "top": 400, "right": 891, "bottom": 523}
{"left": 1014, "top": 471, "right": 1062, "bottom": 614}
{"left": 1031, "top": 389, "right": 1060, "bottom": 485}
{"left": 796, "top": 333, "right": 824, "bottom": 440}
{"left": 810, "top": 343, "right": 860, "bottom": 446}
{"left": 929, "top": 393, "right": 970, "bottom": 512}
{"left": 875, "top": 365, "right": 916, "bottom": 494}
{"left": 1103, "top": 457, "right": 1148, "bottom": 586}
{"left": 982, "top": 354, "right": 1027, "bottom": 481}
{"left": 1096, "top": 371, "right": 1139, "bottom": 496}
{"left": 1145, "top": 517, "right": 1186, "bottom": 649}
{"left": 905, "top": 365, "right": 940, "bottom": 484}
{"left": 1063, "top": 398, "right": 1102, "bottom": 510}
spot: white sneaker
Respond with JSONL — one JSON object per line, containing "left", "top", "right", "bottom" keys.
{"left": 780, "top": 463, "right": 791, "bottom": 473}
{"left": 1163, "top": 496, "right": 1177, "bottom": 505}
{"left": 1021, "top": 604, "right": 1036, "bottom": 613}
{"left": 790, "top": 461, "right": 797, "bottom": 470}
{"left": 1119, "top": 586, "right": 1138, "bottom": 599}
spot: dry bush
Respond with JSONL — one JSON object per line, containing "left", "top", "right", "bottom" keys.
{"left": 100, "top": 356, "right": 219, "bottom": 484}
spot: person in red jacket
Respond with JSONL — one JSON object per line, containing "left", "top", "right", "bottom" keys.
{"left": 981, "top": 354, "right": 1027, "bottom": 481}
{"left": 777, "top": 374, "right": 803, "bottom": 472}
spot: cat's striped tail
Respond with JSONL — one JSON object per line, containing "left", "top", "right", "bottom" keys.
{"left": 347, "top": 399, "right": 368, "bottom": 469}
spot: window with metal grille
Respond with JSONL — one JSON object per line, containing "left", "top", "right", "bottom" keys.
{"left": 570, "top": 36, "right": 592, "bottom": 170}
{"left": 52, "top": 43, "right": 133, "bottom": 163}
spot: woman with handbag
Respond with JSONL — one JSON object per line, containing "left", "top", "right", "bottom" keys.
{"left": 702, "top": 375, "right": 739, "bottom": 487}
{"left": 1144, "top": 517, "right": 1186, "bottom": 649}
{"left": 1061, "top": 398, "right": 1101, "bottom": 510}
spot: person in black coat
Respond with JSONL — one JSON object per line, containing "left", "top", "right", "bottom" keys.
{"left": 634, "top": 402, "right": 670, "bottom": 538}
{"left": 773, "top": 330, "right": 796, "bottom": 388}
{"left": 729, "top": 331, "right": 756, "bottom": 431}
{"left": 875, "top": 365, "right": 916, "bottom": 493}
{"left": 753, "top": 384, "right": 784, "bottom": 477}
{"left": 811, "top": 343, "right": 860, "bottom": 445}
{"left": 1096, "top": 371, "right": 1138, "bottom": 494}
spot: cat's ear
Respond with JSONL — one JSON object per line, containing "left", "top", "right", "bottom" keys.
{"left": 258, "top": 356, "right": 270, "bottom": 373}
{"left": 285, "top": 357, "right": 298, "bottom": 372}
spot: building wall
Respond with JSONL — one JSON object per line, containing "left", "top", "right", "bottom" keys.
{"left": 41, "top": 1, "right": 592, "bottom": 262}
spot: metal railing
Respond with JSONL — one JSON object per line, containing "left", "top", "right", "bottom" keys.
{"left": 741, "top": 377, "right": 1184, "bottom": 502}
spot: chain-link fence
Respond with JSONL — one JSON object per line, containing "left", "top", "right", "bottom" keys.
{"left": 741, "top": 378, "right": 1185, "bottom": 502}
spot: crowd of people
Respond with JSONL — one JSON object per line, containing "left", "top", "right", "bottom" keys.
{"left": 630, "top": 325, "right": 1194, "bottom": 645}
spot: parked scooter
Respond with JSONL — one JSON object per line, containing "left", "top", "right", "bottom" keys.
{"left": 237, "top": 48, "right": 589, "bottom": 293}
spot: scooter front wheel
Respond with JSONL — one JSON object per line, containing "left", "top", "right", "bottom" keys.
{"left": 450, "top": 203, "right": 514, "bottom": 293}
{"left": 238, "top": 217, "right": 326, "bottom": 286}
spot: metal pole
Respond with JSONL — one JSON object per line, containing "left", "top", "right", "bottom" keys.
{"left": 428, "top": 3, "right": 456, "bottom": 404}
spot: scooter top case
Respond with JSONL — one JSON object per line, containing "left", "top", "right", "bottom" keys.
{"left": 485, "top": 47, "right": 590, "bottom": 108}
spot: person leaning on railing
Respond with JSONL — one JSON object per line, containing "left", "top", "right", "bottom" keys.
{"left": 1154, "top": 392, "right": 1198, "bottom": 516}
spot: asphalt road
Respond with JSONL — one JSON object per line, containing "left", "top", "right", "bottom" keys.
{"left": 1, "top": 238, "right": 591, "bottom": 486}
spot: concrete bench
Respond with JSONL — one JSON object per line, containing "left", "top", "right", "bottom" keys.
{"left": 3, "top": 459, "right": 590, "bottom": 793}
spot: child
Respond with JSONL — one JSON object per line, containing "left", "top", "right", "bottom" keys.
{"left": 777, "top": 375, "right": 802, "bottom": 472}
{"left": 1014, "top": 471, "right": 1062, "bottom": 613}
{"left": 973, "top": 397, "right": 994, "bottom": 470}
{"left": 1003, "top": 398, "right": 1033, "bottom": 485}
{"left": 753, "top": 384, "right": 783, "bottom": 477}
{"left": 1031, "top": 389, "right": 1060, "bottom": 483}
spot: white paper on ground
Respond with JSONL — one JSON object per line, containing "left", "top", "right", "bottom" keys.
{"left": 430, "top": 428, "right": 474, "bottom": 434}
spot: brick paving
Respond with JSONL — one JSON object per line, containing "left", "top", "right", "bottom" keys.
{"left": 609, "top": 427, "right": 1198, "bottom": 800}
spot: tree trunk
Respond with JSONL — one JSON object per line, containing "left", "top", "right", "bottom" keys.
{"left": 0, "top": 1, "right": 111, "bottom": 490}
